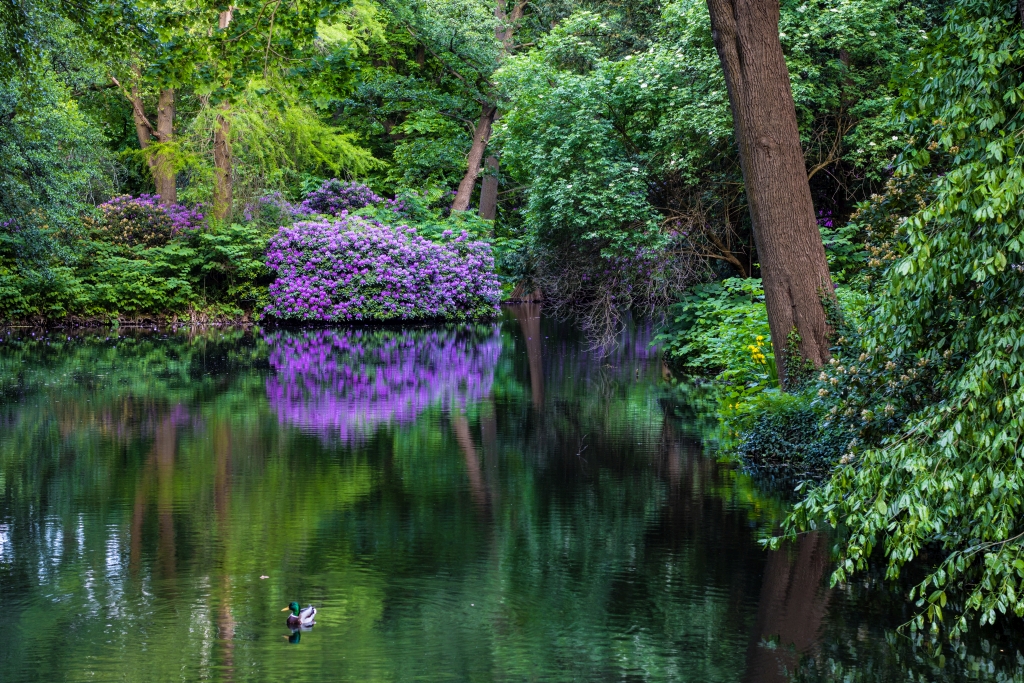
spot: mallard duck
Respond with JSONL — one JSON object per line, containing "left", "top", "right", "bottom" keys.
{"left": 282, "top": 602, "right": 316, "bottom": 628}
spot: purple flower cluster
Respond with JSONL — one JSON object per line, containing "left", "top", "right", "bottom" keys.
{"left": 264, "top": 327, "right": 501, "bottom": 443}
{"left": 264, "top": 215, "right": 501, "bottom": 322}
{"left": 301, "top": 179, "right": 383, "bottom": 216}
{"left": 92, "top": 194, "right": 205, "bottom": 247}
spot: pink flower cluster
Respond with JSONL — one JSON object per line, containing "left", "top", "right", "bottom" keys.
{"left": 264, "top": 215, "right": 501, "bottom": 321}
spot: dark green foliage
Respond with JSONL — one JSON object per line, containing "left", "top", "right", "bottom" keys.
{"left": 735, "top": 392, "right": 849, "bottom": 475}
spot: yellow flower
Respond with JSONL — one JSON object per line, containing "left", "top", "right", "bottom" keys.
{"left": 756, "top": 335, "right": 764, "bottom": 341}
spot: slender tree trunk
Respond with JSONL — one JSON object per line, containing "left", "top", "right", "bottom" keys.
{"left": 126, "top": 77, "right": 176, "bottom": 205}
{"left": 154, "top": 88, "right": 176, "bottom": 204}
{"left": 213, "top": 105, "right": 233, "bottom": 221}
{"left": 451, "top": 106, "right": 496, "bottom": 212}
{"left": 129, "top": 85, "right": 153, "bottom": 151}
{"left": 479, "top": 155, "right": 500, "bottom": 220}
{"left": 451, "top": 1, "right": 526, "bottom": 213}
{"left": 705, "top": 0, "right": 834, "bottom": 385}
{"left": 213, "top": 8, "right": 235, "bottom": 222}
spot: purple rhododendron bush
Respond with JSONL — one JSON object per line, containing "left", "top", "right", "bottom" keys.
{"left": 264, "top": 215, "right": 501, "bottom": 322}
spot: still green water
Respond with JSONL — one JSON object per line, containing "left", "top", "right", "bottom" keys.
{"left": 0, "top": 308, "right": 1020, "bottom": 682}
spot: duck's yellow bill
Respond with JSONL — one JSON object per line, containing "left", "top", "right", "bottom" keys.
{"left": 281, "top": 607, "right": 290, "bottom": 611}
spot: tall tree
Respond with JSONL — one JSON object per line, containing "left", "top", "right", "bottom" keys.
{"left": 705, "top": 0, "right": 834, "bottom": 384}
{"left": 191, "top": 0, "right": 351, "bottom": 221}
{"left": 451, "top": 0, "right": 525, "bottom": 214}
{"left": 125, "top": 80, "right": 177, "bottom": 204}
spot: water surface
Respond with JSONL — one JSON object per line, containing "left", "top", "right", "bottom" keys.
{"left": 0, "top": 308, "right": 1020, "bottom": 682}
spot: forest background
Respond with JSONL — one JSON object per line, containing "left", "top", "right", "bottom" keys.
{"left": 4, "top": 0, "right": 1024, "bottom": 641}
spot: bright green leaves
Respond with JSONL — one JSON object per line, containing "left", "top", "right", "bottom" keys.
{"left": 784, "top": 0, "right": 1024, "bottom": 636}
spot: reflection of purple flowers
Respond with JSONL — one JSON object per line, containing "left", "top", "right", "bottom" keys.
{"left": 265, "top": 327, "right": 501, "bottom": 443}
{"left": 301, "top": 179, "right": 383, "bottom": 216}
{"left": 264, "top": 216, "right": 501, "bottom": 322}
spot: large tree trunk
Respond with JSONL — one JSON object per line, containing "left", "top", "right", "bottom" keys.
{"left": 451, "top": 106, "right": 496, "bottom": 212}
{"left": 213, "top": 105, "right": 233, "bottom": 221}
{"left": 706, "top": 0, "right": 834, "bottom": 385}
{"left": 154, "top": 88, "right": 176, "bottom": 204}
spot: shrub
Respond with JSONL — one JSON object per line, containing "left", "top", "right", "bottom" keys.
{"left": 735, "top": 391, "right": 849, "bottom": 476}
{"left": 301, "top": 179, "right": 382, "bottom": 215}
{"left": 243, "top": 192, "right": 312, "bottom": 226}
{"left": 87, "top": 195, "right": 205, "bottom": 247}
{"left": 264, "top": 216, "right": 501, "bottom": 322}
{"left": 657, "top": 278, "right": 773, "bottom": 382}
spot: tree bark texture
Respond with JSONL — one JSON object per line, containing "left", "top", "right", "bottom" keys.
{"left": 213, "top": 105, "right": 233, "bottom": 221}
{"left": 451, "top": 106, "right": 496, "bottom": 212}
{"left": 705, "top": 0, "right": 834, "bottom": 384}
{"left": 153, "top": 89, "right": 176, "bottom": 204}
{"left": 129, "top": 85, "right": 153, "bottom": 151}
{"left": 479, "top": 155, "right": 500, "bottom": 220}
{"left": 129, "top": 86, "right": 176, "bottom": 205}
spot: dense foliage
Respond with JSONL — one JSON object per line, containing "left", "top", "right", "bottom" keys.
{"left": 777, "top": 0, "right": 1024, "bottom": 636}
{"left": 4, "top": 0, "right": 1024, "bottom": 644}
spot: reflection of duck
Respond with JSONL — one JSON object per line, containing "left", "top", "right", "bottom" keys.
{"left": 282, "top": 602, "right": 317, "bottom": 627}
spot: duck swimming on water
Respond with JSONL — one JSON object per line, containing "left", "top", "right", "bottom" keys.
{"left": 282, "top": 602, "right": 316, "bottom": 628}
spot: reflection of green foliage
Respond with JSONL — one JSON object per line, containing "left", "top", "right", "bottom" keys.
{"left": 3, "top": 321, "right": 1016, "bottom": 680}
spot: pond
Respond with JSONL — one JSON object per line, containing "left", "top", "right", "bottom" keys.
{"left": 0, "top": 307, "right": 1020, "bottom": 682}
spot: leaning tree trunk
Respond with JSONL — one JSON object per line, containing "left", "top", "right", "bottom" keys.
{"left": 451, "top": 106, "right": 496, "bottom": 212}
{"left": 153, "top": 88, "right": 176, "bottom": 204}
{"left": 706, "top": 0, "right": 834, "bottom": 385}
{"left": 213, "top": 105, "right": 232, "bottom": 221}
{"left": 451, "top": 1, "right": 526, "bottom": 214}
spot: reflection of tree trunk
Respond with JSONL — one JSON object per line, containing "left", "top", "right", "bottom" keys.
{"left": 453, "top": 414, "right": 487, "bottom": 510}
{"left": 130, "top": 450, "right": 156, "bottom": 578}
{"left": 513, "top": 304, "right": 544, "bottom": 409}
{"left": 154, "top": 418, "right": 177, "bottom": 583}
{"left": 744, "top": 532, "right": 831, "bottom": 683}
{"left": 213, "top": 423, "right": 235, "bottom": 679}
{"left": 214, "top": 424, "right": 232, "bottom": 535}
{"left": 662, "top": 420, "right": 681, "bottom": 491}
{"left": 480, "top": 397, "right": 500, "bottom": 513}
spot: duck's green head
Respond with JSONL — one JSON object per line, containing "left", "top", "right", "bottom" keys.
{"left": 281, "top": 601, "right": 300, "bottom": 615}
